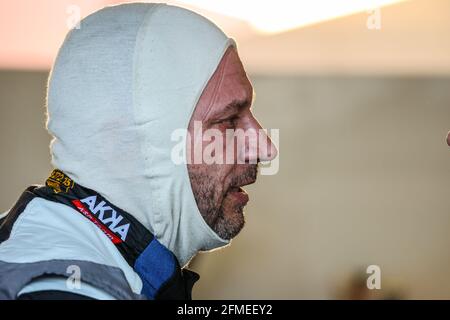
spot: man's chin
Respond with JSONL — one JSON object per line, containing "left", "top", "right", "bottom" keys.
{"left": 213, "top": 203, "right": 246, "bottom": 240}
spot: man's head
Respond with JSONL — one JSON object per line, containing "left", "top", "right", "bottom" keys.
{"left": 45, "top": 3, "right": 276, "bottom": 266}
{"left": 187, "top": 47, "right": 277, "bottom": 240}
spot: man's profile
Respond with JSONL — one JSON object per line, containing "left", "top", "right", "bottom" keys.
{"left": 0, "top": 3, "right": 277, "bottom": 300}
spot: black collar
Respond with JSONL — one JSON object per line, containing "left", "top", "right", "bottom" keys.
{"left": 31, "top": 169, "right": 199, "bottom": 299}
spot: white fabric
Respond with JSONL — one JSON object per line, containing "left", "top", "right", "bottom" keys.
{"left": 18, "top": 276, "right": 117, "bottom": 300}
{"left": 0, "top": 210, "right": 9, "bottom": 220}
{"left": 0, "top": 197, "right": 142, "bottom": 297}
{"left": 46, "top": 3, "right": 234, "bottom": 267}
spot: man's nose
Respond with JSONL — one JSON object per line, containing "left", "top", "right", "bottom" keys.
{"left": 245, "top": 117, "right": 278, "bottom": 163}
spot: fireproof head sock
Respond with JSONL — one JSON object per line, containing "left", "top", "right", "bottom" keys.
{"left": 46, "top": 3, "right": 235, "bottom": 267}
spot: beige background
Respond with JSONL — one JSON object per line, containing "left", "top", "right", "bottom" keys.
{"left": 1, "top": 71, "right": 449, "bottom": 299}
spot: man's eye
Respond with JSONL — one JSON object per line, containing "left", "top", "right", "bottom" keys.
{"left": 221, "top": 116, "right": 239, "bottom": 127}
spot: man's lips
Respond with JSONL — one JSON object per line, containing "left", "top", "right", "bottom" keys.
{"left": 228, "top": 179, "right": 256, "bottom": 206}
{"left": 228, "top": 187, "right": 249, "bottom": 205}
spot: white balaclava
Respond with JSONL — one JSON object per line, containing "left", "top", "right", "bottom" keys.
{"left": 46, "top": 3, "right": 234, "bottom": 267}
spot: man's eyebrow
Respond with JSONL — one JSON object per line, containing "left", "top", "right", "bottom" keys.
{"left": 212, "top": 98, "right": 251, "bottom": 119}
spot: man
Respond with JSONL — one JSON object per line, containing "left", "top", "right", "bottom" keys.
{"left": 0, "top": 3, "right": 277, "bottom": 300}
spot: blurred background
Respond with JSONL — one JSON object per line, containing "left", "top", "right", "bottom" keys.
{"left": 1, "top": 0, "right": 449, "bottom": 299}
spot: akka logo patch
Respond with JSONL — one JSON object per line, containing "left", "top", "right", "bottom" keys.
{"left": 72, "top": 195, "right": 130, "bottom": 243}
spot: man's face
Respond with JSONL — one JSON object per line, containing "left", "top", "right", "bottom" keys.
{"left": 187, "top": 46, "right": 277, "bottom": 240}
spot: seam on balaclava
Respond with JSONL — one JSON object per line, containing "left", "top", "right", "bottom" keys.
{"left": 131, "top": 3, "right": 165, "bottom": 237}
{"left": 201, "top": 47, "right": 230, "bottom": 121}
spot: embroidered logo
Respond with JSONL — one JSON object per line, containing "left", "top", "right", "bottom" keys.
{"left": 47, "top": 170, "right": 74, "bottom": 194}
{"left": 71, "top": 195, "right": 130, "bottom": 243}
